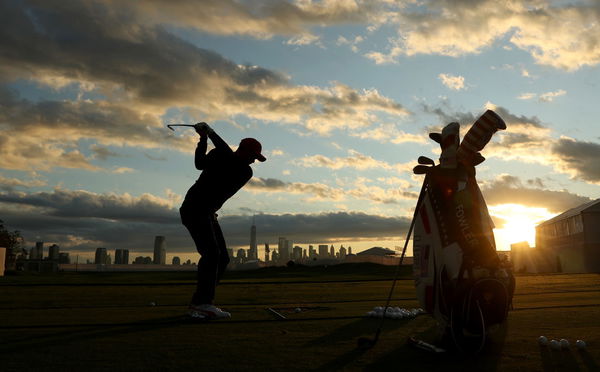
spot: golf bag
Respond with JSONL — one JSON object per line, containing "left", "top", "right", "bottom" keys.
{"left": 412, "top": 110, "right": 515, "bottom": 352}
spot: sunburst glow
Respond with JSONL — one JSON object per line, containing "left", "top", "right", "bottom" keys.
{"left": 489, "top": 204, "right": 557, "bottom": 251}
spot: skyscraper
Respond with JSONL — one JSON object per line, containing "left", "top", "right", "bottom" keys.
{"left": 278, "top": 237, "right": 289, "bottom": 262}
{"left": 31, "top": 241, "right": 44, "bottom": 260}
{"left": 48, "top": 244, "right": 60, "bottom": 261}
{"left": 264, "top": 243, "right": 270, "bottom": 262}
{"left": 95, "top": 247, "right": 107, "bottom": 265}
{"left": 318, "top": 244, "right": 328, "bottom": 258}
{"left": 330, "top": 245, "right": 335, "bottom": 258}
{"left": 115, "top": 249, "right": 129, "bottom": 264}
{"left": 153, "top": 236, "right": 166, "bottom": 265}
{"left": 249, "top": 217, "right": 257, "bottom": 260}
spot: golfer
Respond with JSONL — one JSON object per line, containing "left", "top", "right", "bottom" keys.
{"left": 180, "top": 122, "right": 266, "bottom": 319}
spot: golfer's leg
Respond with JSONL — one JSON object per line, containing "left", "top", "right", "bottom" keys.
{"left": 213, "top": 217, "right": 230, "bottom": 284}
{"left": 185, "top": 215, "right": 220, "bottom": 305}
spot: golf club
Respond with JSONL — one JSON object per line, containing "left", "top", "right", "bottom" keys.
{"left": 413, "top": 165, "right": 431, "bottom": 175}
{"left": 357, "top": 176, "right": 429, "bottom": 349}
{"left": 418, "top": 156, "right": 435, "bottom": 166}
{"left": 167, "top": 124, "right": 198, "bottom": 131}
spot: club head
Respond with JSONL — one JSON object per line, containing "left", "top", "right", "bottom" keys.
{"left": 413, "top": 165, "right": 431, "bottom": 175}
{"left": 429, "top": 133, "right": 442, "bottom": 144}
{"left": 418, "top": 156, "right": 435, "bottom": 166}
{"left": 167, "top": 125, "right": 175, "bottom": 131}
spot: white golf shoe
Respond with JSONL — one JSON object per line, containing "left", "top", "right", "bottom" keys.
{"left": 188, "top": 304, "right": 231, "bottom": 319}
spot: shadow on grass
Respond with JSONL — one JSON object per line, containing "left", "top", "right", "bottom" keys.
{"left": 540, "top": 346, "right": 598, "bottom": 372}
{"left": 305, "top": 317, "right": 406, "bottom": 347}
{"left": 363, "top": 322, "right": 508, "bottom": 371}
{"left": 0, "top": 316, "right": 185, "bottom": 355}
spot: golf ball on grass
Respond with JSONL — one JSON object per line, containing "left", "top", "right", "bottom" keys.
{"left": 550, "top": 340, "right": 561, "bottom": 350}
{"left": 538, "top": 336, "right": 548, "bottom": 346}
{"left": 576, "top": 340, "right": 587, "bottom": 350}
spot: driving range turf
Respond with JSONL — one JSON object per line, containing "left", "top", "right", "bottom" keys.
{"left": 1, "top": 263, "right": 599, "bottom": 371}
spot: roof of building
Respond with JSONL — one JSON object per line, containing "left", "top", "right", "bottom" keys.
{"left": 537, "top": 198, "right": 600, "bottom": 227}
{"left": 356, "top": 247, "right": 396, "bottom": 256}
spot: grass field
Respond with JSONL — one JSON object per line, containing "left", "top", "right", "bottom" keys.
{"left": 1, "top": 264, "right": 599, "bottom": 371}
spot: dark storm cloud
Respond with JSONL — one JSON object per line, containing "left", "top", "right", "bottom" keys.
{"left": 0, "top": 87, "right": 195, "bottom": 170}
{"left": 0, "top": 1, "right": 286, "bottom": 104}
{"left": 552, "top": 137, "right": 600, "bottom": 183}
{"left": 1, "top": 188, "right": 410, "bottom": 252}
{"left": 482, "top": 174, "right": 591, "bottom": 213}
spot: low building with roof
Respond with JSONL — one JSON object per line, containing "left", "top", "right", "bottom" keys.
{"left": 535, "top": 199, "right": 600, "bottom": 273}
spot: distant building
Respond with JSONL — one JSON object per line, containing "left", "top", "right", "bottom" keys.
{"left": 115, "top": 249, "right": 129, "bottom": 265}
{"left": 133, "top": 256, "right": 153, "bottom": 264}
{"left": 510, "top": 241, "right": 555, "bottom": 273}
{"left": 30, "top": 242, "right": 43, "bottom": 260}
{"left": 330, "top": 245, "right": 335, "bottom": 258}
{"left": 172, "top": 256, "right": 181, "bottom": 265}
{"left": 95, "top": 247, "right": 108, "bottom": 265}
{"left": 308, "top": 245, "right": 316, "bottom": 258}
{"left": 153, "top": 236, "right": 166, "bottom": 265}
{"left": 249, "top": 218, "right": 258, "bottom": 260}
{"left": 318, "top": 244, "right": 329, "bottom": 258}
{"left": 339, "top": 245, "right": 347, "bottom": 259}
{"left": 48, "top": 244, "right": 60, "bottom": 261}
{"left": 348, "top": 246, "right": 352, "bottom": 255}
{"left": 264, "top": 243, "right": 270, "bottom": 262}
{"left": 237, "top": 249, "right": 247, "bottom": 262}
{"left": 293, "top": 245, "right": 303, "bottom": 260}
{"left": 536, "top": 199, "right": 600, "bottom": 273}
{"left": 58, "top": 252, "right": 70, "bottom": 264}
{"left": 278, "top": 237, "right": 289, "bottom": 262}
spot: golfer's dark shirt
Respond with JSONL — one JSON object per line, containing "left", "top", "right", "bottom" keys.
{"left": 181, "top": 138, "right": 252, "bottom": 215}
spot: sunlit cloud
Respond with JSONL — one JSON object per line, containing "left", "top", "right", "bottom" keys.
{"left": 438, "top": 73, "right": 466, "bottom": 91}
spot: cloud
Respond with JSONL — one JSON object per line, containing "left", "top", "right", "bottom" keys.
{"left": 0, "top": 186, "right": 410, "bottom": 251}
{"left": 349, "top": 123, "right": 427, "bottom": 144}
{"left": 294, "top": 150, "right": 396, "bottom": 170}
{"left": 0, "top": 87, "right": 195, "bottom": 171}
{"left": 517, "top": 89, "right": 567, "bottom": 102}
{"left": 438, "top": 73, "right": 466, "bottom": 91}
{"left": 0, "top": 174, "right": 46, "bottom": 191}
{"left": 246, "top": 176, "right": 418, "bottom": 204}
{"left": 364, "top": 0, "right": 600, "bottom": 71}
{"left": 551, "top": 137, "right": 600, "bottom": 183}
{"left": 481, "top": 174, "right": 592, "bottom": 213}
{"left": 0, "top": 0, "right": 409, "bottom": 167}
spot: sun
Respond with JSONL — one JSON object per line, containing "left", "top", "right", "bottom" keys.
{"left": 488, "top": 204, "right": 557, "bottom": 251}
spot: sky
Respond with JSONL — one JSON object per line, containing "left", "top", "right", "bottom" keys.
{"left": 1, "top": 0, "right": 600, "bottom": 262}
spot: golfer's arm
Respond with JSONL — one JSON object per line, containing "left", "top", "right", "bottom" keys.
{"left": 208, "top": 131, "right": 233, "bottom": 154}
{"left": 194, "top": 136, "right": 208, "bottom": 170}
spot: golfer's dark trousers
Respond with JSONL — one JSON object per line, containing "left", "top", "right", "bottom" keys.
{"left": 181, "top": 213, "right": 230, "bottom": 305}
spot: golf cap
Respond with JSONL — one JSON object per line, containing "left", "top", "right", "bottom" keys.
{"left": 239, "top": 138, "right": 266, "bottom": 162}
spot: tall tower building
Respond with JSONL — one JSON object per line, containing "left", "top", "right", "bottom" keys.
{"left": 95, "top": 247, "right": 107, "bottom": 265}
{"left": 31, "top": 241, "right": 44, "bottom": 260}
{"left": 264, "top": 243, "right": 270, "bottom": 262}
{"left": 278, "top": 237, "right": 289, "bottom": 262}
{"left": 249, "top": 216, "right": 257, "bottom": 260}
{"left": 330, "top": 245, "right": 335, "bottom": 258}
{"left": 318, "top": 244, "right": 328, "bottom": 258}
{"left": 48, "top": 244, "right": 60, "bottom": 261}
{"left": 153, "top": 236, "right": 166, "bottom": 265}
{"left": 115, "top": 249, "right": 129, "bottom": 264}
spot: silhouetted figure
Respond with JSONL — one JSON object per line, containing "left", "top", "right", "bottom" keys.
{"left": 180, "top": 123, "right": 265, "bottom": 319}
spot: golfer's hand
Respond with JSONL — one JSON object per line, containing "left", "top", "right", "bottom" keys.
{"left": 194, "top": 122, "right": 213, "bottom": 137}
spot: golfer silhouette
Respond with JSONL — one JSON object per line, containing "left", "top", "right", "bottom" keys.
{"left": 180, "top": 122, "right": 266, "bottom": 319}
